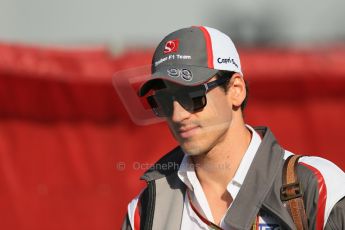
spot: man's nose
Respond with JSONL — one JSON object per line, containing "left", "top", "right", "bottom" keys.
{"left": 170, "top": 100, "right": 192, "bottom": 122}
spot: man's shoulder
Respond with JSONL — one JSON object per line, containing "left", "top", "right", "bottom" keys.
{"left": 284, "top": 150, "right": 345, "bottom": 182}
{"left": 284, "top": 150, "right": 345, "bottom": 227}
{"left": 298, "top": 155, "right": 345, "bottom": 228}
{"left": 296, "top": 154, "right": 345, "bottom": 187}
{"left": 284, "top": 152, "right": 345, "bottom": 196}
{"left": 124, "top": 147, "right": 185, "bottom": 230}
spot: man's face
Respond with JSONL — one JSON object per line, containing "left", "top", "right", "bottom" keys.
{"left": 162, "top": 77, "right": 234, "bottom": 156}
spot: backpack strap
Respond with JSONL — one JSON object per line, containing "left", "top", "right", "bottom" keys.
{"left": 281, "top": 155, "right": 308, "bottom": 230}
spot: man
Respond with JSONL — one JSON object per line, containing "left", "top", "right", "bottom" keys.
{"left": 122, "top": 26, "right": 345, "bottom": 229}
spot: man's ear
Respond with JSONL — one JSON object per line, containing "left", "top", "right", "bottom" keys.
{"left": 227, "top": 73, "right": 246, "bottom": 108}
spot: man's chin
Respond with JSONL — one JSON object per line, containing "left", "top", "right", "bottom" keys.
{"left": 180, "top": 141, "right": 206, "bottom": 156}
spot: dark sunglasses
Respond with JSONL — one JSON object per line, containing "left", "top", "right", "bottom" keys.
{"left": 146, "top": 74, "right": 231, "bottom": 117}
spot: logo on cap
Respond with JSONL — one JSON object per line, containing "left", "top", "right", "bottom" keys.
{"left": 164, "top": 40, "right": 179, "bottom": 54}
{"left": 167, "top": 68, "right": 193, "bottom": 81}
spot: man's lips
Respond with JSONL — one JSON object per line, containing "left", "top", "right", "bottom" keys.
{"left": 177, "top": 126, "right": 200, "bottom": 138}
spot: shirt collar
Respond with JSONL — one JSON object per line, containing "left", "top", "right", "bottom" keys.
{"left": 227, "top": 124, "right": 262, "bottom": 199}
{"left": 177, "top": 152, "right": 194, "bottom": 191}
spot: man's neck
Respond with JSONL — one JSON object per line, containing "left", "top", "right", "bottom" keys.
{"left": 191, "top": 122, "right": 252, "bottom": 190}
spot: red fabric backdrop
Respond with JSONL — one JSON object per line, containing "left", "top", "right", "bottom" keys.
{"left": 0, "top": 42, "right": 344, "bottom": 230}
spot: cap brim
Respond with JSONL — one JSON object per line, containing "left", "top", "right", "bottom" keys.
{"left": 138, "top": 64, "right": 218, "bottom": 96}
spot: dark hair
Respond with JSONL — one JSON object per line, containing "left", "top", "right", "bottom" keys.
{"left": 216, "top": 70, "right": 249, "bottom": 111}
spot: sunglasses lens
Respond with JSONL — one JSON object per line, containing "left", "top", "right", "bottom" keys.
{"left": 177, "top": 88, "right": 206, "bottom": 113}
{"left": 191, "top": 96, "right": 207, "bottom": 111}
{"left": 147, "top": 93, "right": 173, "bottom": 117}
{"left": 146, "top": 87, "right": 207, "bottom": 117}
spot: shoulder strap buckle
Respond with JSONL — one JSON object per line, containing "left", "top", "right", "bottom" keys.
{"left": 280, "top": 181, "right": 303, "bottom": 201}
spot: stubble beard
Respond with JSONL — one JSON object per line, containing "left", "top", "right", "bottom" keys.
{"left": 174, "top": 121, "right": 231, "bottom": 156}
